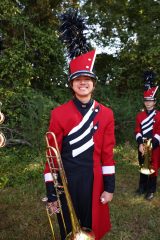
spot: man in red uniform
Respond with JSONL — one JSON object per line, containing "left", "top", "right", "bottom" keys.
{"left": 44, "top": 50, "right": 115, "bottom": 240}
{"left": 44, "top": 10, "right": 115, "bottom": 240}
{"left": 135, "top": 70, "right": 160, "bottom": 200}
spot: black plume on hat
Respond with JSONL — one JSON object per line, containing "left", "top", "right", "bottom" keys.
{"left": 59, "top": 9, "right": 90, "bottom": 59}
{"left": 143, "top": 70, "right": 156, "bottom": 91}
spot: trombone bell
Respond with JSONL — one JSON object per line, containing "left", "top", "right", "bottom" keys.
{"left": 66, "top": 228, "right": 95, "bottom": 240}
{"left": 0, "top": 112, "right": 5, "bottom": 124}
{"left": 139, "top": 168, "right": 155, "bottom": 175}
{"left": 0, "top": 132, "right": 6, "bottom": 148}
{"left": 139, "top": 138, "right": 155, "bottom": 175}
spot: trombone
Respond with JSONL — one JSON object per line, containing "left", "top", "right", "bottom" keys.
{"left": 44, "top": 131, "right": 95, "bottom": 240}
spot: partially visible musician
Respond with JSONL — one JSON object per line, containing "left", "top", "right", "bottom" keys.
{"left": 0, "top": 102, "right": 6, "bottom": 148}
{"left": 43, "top": 10, "right": 115, "bottom": 240}
{"left": 135, "top": 70, "right": 160, "bottom": 200}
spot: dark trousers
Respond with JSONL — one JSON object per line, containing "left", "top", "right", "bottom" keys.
{"left": 139, "top": 173, "right": 157, "bottom": 193}
{"left": 57, "top": 171, "right": 93, "bottom": 240}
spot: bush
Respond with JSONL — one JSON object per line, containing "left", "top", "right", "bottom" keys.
{"left": 94, "top": 85, "right": 144, "bottom": 145}
{"left": 0, "top": 87, "right": 57, "bottom": 149}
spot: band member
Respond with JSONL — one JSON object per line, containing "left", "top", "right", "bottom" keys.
{"left": 44, "top": 10, "right": 115, "bottom": 240}
{"left": 135, "top": 70, "right": 160, "bottom": 200}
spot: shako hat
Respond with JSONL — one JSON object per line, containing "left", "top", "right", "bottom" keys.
{"left": 59, "top": 9, "right": 97, "bottom": 82}
{"left": 143, "top": 70, "right": 158, "bottom": 101}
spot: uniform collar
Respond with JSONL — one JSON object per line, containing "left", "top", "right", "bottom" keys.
{"left": 73, "top": 97, "right": 93, "bottom": 110}
{"left": 146, "top": 108, "right": 155, "bottom": 115}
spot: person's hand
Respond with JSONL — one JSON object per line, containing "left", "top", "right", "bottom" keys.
{"left": 47, "top": 201, "right": 60, "bottom": 215}
{"left": 100, "top": 191, "right": 113, "bottom": 204}
{"left": 139, "top": 143, "right": 145, "bottom": 156}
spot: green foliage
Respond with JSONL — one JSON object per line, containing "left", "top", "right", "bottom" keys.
{"left": 0, "top": 175, "right": 9, "bottom": 189}
{"left": 111, "top": 92, "right": 143, "bottom": 144}
{"left": 0, "top": 87, "right": 57, "bottom": 149}
{"left": 0, "top": 146, "right": 44, "bottom": 189}
{"left": 0, "top": 0, "right": 66, "bottom": 91}
{"left": 0, "top": 26, "right": 66, "bottom": 90}
{"left": 94, "top": 83, "right": 144, "bottom": 144}
{"left": 0, "top": 0, "right": 20, "bottom": 18}
{"left": 83, "top": 0, "right": 160, "bottom": 91}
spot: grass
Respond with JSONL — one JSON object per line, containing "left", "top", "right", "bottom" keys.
{"left": 0, "top": 143, "right": 160, "bottom": 240}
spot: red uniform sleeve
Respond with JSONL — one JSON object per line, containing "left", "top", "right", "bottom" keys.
{"left": 135, "top": 113, "right": 141, "bottom": 134}
{"left": 153, "top": 111, "right": 160, "bottom": 148}
{"left": 101, "top": 109, "right": 115, "bottom": 175}
{"left": 100, "top": 109, "right": 115, "bottom": 193}
{"left": 135, "top": 113, "right": 143, "bottom": 145}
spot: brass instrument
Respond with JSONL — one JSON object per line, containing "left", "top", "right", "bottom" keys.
{"left": 139, "top": 138, "right": 155, "bottom": 175}
{"left": 0, "top": 132, "right": 6, "bottom": 148}
{"left": 0, "top": 111, "right": 5, "bottom": 124}
{"left": 44, "top": 131, "right": 95, "bottom": 240}
{"left": 0, "top": 102, "right": 6, "bottom": 148}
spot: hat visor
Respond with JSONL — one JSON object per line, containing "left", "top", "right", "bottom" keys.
{"left": 144, "top": 97, "right": 156, "bottom": 101}
{"left": 69, "top": 70, "right": 97, "bottom": 81}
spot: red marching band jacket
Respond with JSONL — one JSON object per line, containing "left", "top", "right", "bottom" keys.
{"left": 135, "top": 109, "right": 160, "bottom": 175}
{"left": 44, "top": 99, "right": 115, "bottom": 240}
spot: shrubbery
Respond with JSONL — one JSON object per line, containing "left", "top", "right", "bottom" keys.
{"left": 0, "top": 87, "right": 56, "bottom": 149}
